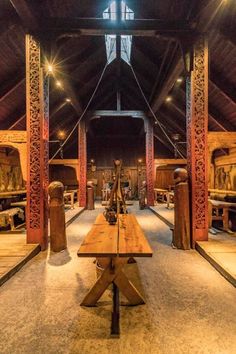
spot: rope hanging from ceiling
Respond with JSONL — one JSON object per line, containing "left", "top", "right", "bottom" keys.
{"left": 122, "top": 40, "right": 185, "bottom": 159}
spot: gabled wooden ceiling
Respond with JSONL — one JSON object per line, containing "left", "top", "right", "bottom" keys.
{"left": 0, "top": 0, "right": 235, "bottom": 159}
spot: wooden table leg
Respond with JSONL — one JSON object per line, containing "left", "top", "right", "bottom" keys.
{"left": 114, "top": 269, "right": 145, "bottom": 305}
{"left": 81, "top": 257, "right": 145, "bottom": 307}
{"left": 111, "top": 282, "right": 120, "bottom": 337}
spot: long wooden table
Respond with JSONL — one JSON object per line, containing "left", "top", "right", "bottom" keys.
{"left": 77, "top": 213, "right": 153, "bottom": 336}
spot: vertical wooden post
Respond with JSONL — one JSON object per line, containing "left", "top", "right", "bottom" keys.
{"left": 26, "top": 34, "right": 49, "bottom": 250}
{"left": 186, "top": 36, "right": 208, "bottom": 245}
{"left": 145, "top": 119, "right": 154, "bottom": 206}
{"left": 78, "top": 119, "right": 87, "bottom": 207}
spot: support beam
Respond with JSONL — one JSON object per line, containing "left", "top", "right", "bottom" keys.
{"left": 26, "top": 34, "right": 49, "bottom": 250}
{"left": 89, "top": 110, "right": 146, "bottom": 118}
{"left": 145, "top": 119, "right": 154, "bottom": 206}
{"left": 78, "top": 119, "right": 87, "bottom": 207}
{"left": 186, "top": 36, "right": 208, "bottom": 245}
{"left": 40, "top": 18, "right": 194, "bottom": 38}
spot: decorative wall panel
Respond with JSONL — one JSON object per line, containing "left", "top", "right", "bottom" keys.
{"left": 146, "top": 120, "right": 154, "bottom": 206}
{"left": 78, "top": 119, "right": 87, "bottom": 207}
{"left": 186, "top": 36, "right": 208, "bottom": 244}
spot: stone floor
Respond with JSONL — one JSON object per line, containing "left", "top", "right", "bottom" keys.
{"left": 0, "top": 203, "right": 235, "bottom": 354}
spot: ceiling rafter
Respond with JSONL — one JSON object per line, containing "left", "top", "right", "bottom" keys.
{"left": 210, "top": 68, "right": 236, "bottom": 104}
{"left": 150, "top": 0, "right": 226, "bottom": 114}
{"left": 0, "top": 76, "right": 25, "bottom": 103}
{"left": 180, "top": 86, "right": 236, "bottom": 131}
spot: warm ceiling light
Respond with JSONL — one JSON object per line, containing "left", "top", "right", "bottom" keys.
{"left": 65, "top": 98, "right": 71, "bottom": 103}
{"left": 138, "top": 158, "right": 143, "bottom": 164}
{"left": 47, "top": 64, "right": 54, "bottom": 74}
{"left": 56, "top": 80, "right": 62, "bottom": 88}
{"left": 57, "top": 130, "right": 66, "bottom": 140}
{"left": 176, "top": 77, "right": 183, "bottom": 83}
{"left": 165, "top": 96, "right": 172, "bottom": 102}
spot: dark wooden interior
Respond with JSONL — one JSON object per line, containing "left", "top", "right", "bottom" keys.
{"left": 0, "top": 0, "right": 235, "bottom": 156}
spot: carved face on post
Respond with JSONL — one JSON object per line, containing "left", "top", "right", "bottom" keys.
{"left": 114, "top": 159, "right": 121, "bottom": 167}
{"left": 87, "top": 180, "right": 94, "bottom": 188}
{"left": 173, "top": 168, "right": 188, "bottom": 184}
{"left": 48, "top": 181, "right": 64, "bottom": 201}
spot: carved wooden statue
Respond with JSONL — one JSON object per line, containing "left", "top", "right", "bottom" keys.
{"left": 104, "top": 159, "right": 127, "bottom": 225}
{"left": 48, "top": 181, "right": 67, "bottom": 252}
{"left": 87, "top": 180, "right": 95, "bottom": 210}
{"left": 139, "top": 180, "right": 147, "bottom": 210}
{"left": 173, "top": 168, "right": 191, "bottom": 250}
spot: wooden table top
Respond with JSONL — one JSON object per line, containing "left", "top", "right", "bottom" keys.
{"left": 77, "top": 213, "right": 153, "bottom": 258}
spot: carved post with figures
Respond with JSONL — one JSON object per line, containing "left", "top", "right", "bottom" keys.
{"left": 145, "top": 119, "right": 154, "bottom": 206}
{"left": 26, "top": 34, "right": 49, "bottom": 250}
{"left": 78, "top": 119, "right": 87, "bottom": 207}
{"left": 186, "top": 36, "right": 208, "bottom": 245}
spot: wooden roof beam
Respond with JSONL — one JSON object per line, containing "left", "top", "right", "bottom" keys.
{"left": 0, "top": 77, "right": 25, "bottom": 103}
{"left": 150, "top": 0, "right": 225, "bottom": 114}
{"left": 210, "top": 68, "right": 236, "bottom": 104}
{"left": 157, "top": 110, "right": 186, "bottom": 136}
{"left": 40, "top": 18, "right": 194, "bottom": 38}
{"left": 10, "top": 0, "right": 39, "bottom": 31}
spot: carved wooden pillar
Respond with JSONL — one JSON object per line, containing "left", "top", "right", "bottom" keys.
{"left": 186, "top": 36, "right": 208, "bottom": 245}
{"left": 78, "top": 119, "right": 87, "bottom": 207}
{"left": 145, "top": 119, "right": 154, "bottom": 206}
{"left": 26, "top": 34, "right": 49, "bottom": 250}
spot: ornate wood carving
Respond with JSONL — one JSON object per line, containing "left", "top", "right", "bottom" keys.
{"left": 0, "top": 131, "right": 27, "bottom": 143}
{"left": 145, "top": 119, "right": 154, "bottom": 206}
{"left": 26, "top": 34, "right": 49, "bottom": 249}
{"left": 78, "top": 119, "right": 87, "bottom": 207}
{"left": 186, "top": 36, "right": 208, "bottom": 244}
{"left": 42, "top": 74, "right": 49, "bottom": 241}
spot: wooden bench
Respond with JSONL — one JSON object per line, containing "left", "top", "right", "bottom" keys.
{"left": 77, "top": 213, "right": 153, "bottom": 336}
{"left": 208, "top": 199, "right": 236, "bottom": 234}
{"left": 0, "top": 207, "right": 25, "bottom": 231}
{"left": 63, "top": 191, "right": 75, "bottom": 209}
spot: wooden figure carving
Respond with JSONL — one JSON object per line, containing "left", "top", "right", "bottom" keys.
{"left": 104, "top": 159, "right": 127, "bottom": 225}
{"left": 48, "top": 181, "right": 66, "bottom": 252}
{"left": 139, "top": 180, "right": 147, "bottom": 210}
{"left": 173, "top": 168, "right": 191, "bottom": 250}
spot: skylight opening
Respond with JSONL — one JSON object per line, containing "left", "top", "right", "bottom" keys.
{"left": 103, "top": 1, "right": 134, "bottom": 64}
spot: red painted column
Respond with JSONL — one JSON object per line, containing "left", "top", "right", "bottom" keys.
{"left": 186, "top": 36, "right": 208, "bottom": 246}
{"left": 26, "top": 34, "right": 49, "bottom": 250}
{"left": 78, "top": 119, "right": 87, "bottom": 207}
{"left": 145, "top": 119, "right": 155, "bottom": 206}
